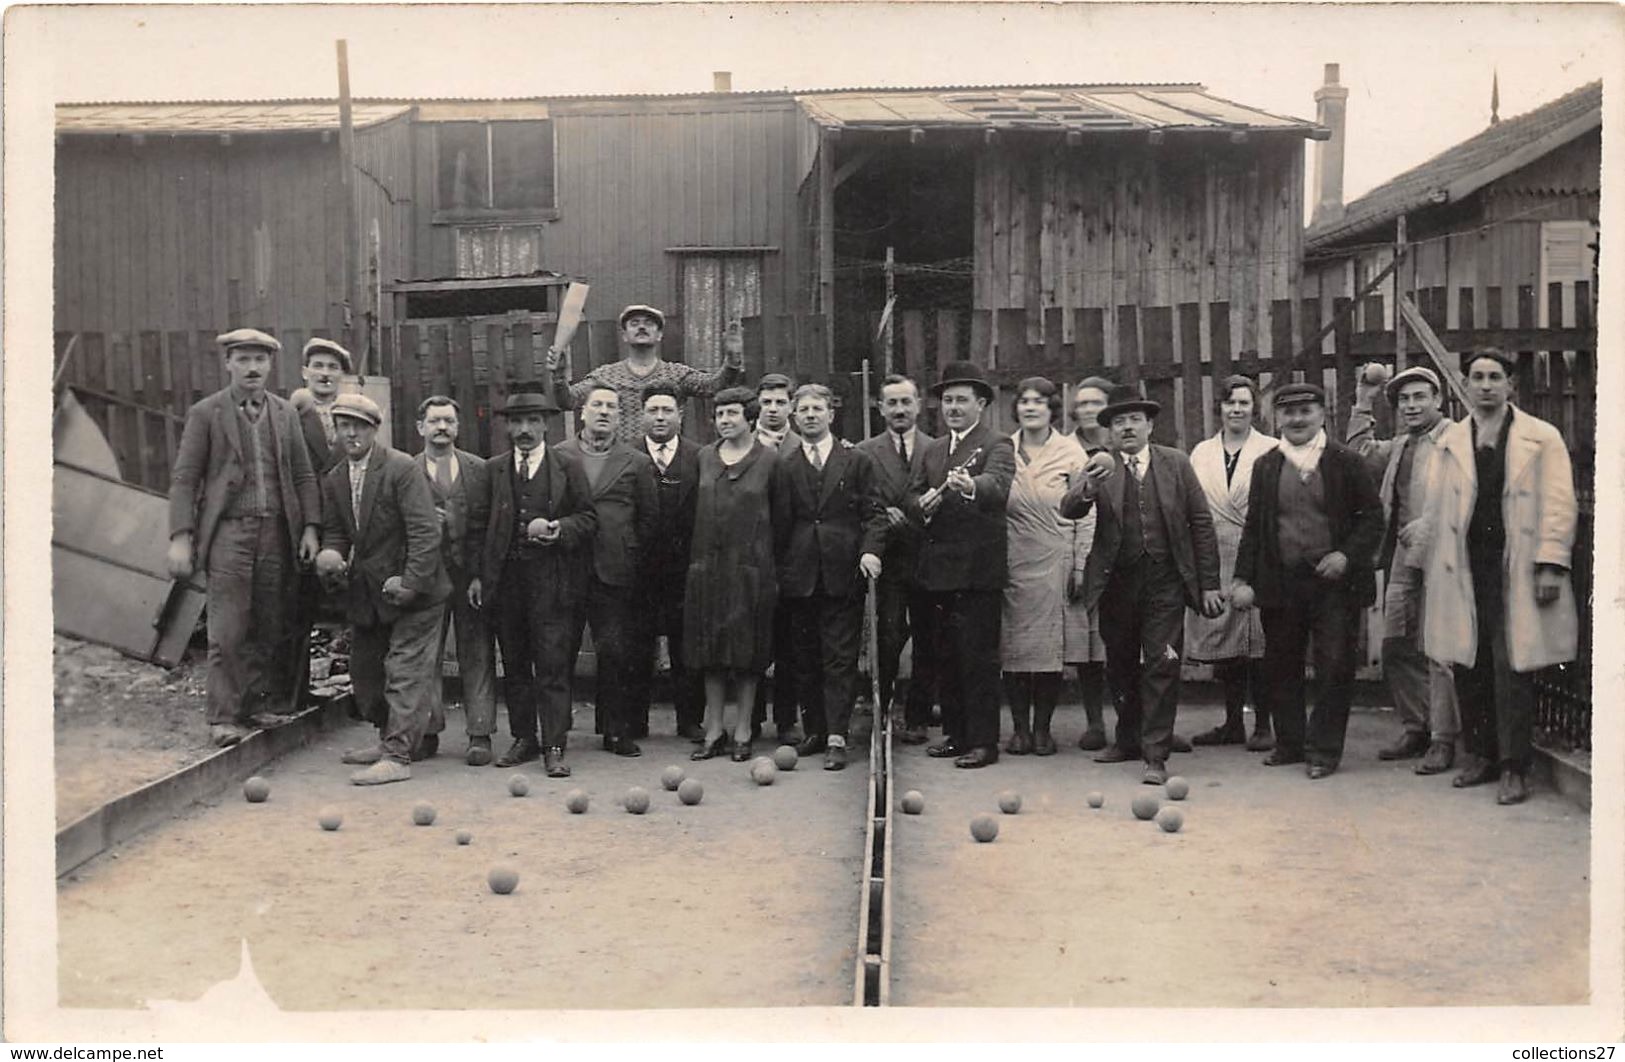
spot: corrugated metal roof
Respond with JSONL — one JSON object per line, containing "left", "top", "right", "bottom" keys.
{"left": 796, "top": 85, "right": 1321, "bottom": 135}
{"left": 1306, "top": 80, "right": 1602, "bottom": 252}
{"left": 55, "top": 102, "right": 414, "bottom": 135}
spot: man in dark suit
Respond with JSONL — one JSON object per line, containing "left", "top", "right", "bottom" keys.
{"left": 292, "top": 337, "right": 351, "bottom": 476}
{"left": 775, "top": 383, "right": 888, "bottom": 770}
{"left": 1059, "top": 383, "right": 1224, "bottom": 785}
{"left": 1231, "top": 382, "right": 1383, "bottom": 779}
{"left": 626, "top": 383, "right": 704, "bottom": 741}
{"left": 318, "top": 394, "right": 452, "bottom": 786}
{"left": 750, "top": 372, "right": 803, "bottom": 745}
{"left": 411, "top": 394, "right": 496, "bottom": 766}
{"left": 558, "top": 384, "right": 658, "bottom": 757}
{"left": 167, "top": 328, "right": 321, "bottom": 747}
{"left": 903, "top": 362, "right": 1016, "bottom": 769}
{"left": 856, "top": 373, "right": 938, "bottom": 745}
{"left": 472, "top": 391, "right": 598, "bottom": 778}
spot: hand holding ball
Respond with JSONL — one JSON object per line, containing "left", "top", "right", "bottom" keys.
{"left": 314, "top": 549, "right": 347, "bottom": 578}
{"left": 1229, "top": 583, "right": 1256, "bottom": 611}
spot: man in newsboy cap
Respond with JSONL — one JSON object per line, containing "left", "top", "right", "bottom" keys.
{"left": 168, "top": 328, "right": 322, "bottom": 746}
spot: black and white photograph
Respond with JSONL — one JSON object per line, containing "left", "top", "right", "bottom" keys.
{"left": 4, "top": 0, "right": 1622, "bottom": 1046}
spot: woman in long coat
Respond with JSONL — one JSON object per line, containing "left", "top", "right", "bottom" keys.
{"left": 1185, "top": 375, "right": 1278, "bottom": 750}
{"left": 685, "top": 385, "right": 789, "bottom": 761}
{"left": 1001, "top": 377, "right": 1089, "bottom": 755}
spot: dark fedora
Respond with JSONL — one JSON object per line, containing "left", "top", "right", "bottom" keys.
{"left": 1097, "top": 383, "right": 1161, "bottom": 427}
{"left": 496, "top": 390, "right": 561, "bottom": 416}
{"left": 931, "top": 361, "right": 995, "bottom": 403}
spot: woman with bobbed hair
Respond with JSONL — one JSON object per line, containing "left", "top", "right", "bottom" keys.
{"left": 684, "top": 385, "right": 790, "bottom": 761}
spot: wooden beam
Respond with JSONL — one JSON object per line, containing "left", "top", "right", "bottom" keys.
{"left": 818, "top": 129, "right": 836, "bottom": 369}
{"left": 1396, "top": 295, "right": 1473, "bottom": 408}
{"left": 389, "top": 276, "right": 571, "bottom": 294}
{"left": 832, "top": 148, "right": 877, "bottom": 192}
{"left": 1291, "top": 246, "right": 1408, "bottom": 368}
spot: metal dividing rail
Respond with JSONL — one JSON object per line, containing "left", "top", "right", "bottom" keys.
{"left": 853, "top": 579, "right": 894, "bottom": 1006}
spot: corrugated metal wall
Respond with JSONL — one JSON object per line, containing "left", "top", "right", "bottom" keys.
{"left": 352, "top": 116, "right": 416, "bottom": 328}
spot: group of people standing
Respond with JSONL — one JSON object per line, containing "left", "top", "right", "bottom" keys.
{"left": 167, "top": 305, "right": 1579, "bottom": 806}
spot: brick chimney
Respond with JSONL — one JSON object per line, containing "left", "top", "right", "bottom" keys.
{"left": 712, "top": 71, "right": 732, "bottom": 92}
{"left": 1311, "top": 63, "right": 1348, "bottom": 226}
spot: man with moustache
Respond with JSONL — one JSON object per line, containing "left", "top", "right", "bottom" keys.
{"left": 472, "top": 391, "right": 597, "bottom": 777}
{"left": 1059, "top": 383, "right": 1224, "bottom": 785}
{"left": 558, "top": 385, "right": 659, "bottom": 757}
{"left": 751, "top": 370, "right": 803, "bottom": 745}
{"left": 856, "top": 374, "right": 939, "bottom": 745}
{"left": 168, "top": 329, "right": 321, "bottom": 747}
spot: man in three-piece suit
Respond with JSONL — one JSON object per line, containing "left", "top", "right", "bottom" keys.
{"left": 558, "top": 384, "right": 659, "bottom": 758}
{"left": 775, "top": 383, "right": 888, "bottom": 771}
{"left": 903, "top": 362, "right": 1017, "bottom": 769}
{"left": 1059, "top": 383, "right": 1224, "bottom": 785}
{"left": 167, "top": 328, "right": 322, "bottom": 747}
{"left": 1231, "top": 382, "right": 1383, "bottom": 780}
{"left": 412, "top": 394, "right": 496, "bottom": 766}
{"left": 856, "top": 373, "right": 939, "bottom": 745}
{"left": 472, "top": 390, "right": 598, "bottom": 778}
{"left": 626, "top": 383, "right": 705, "bottom": 741}
{"left": 319, "top": 394, "right": 452, "bottom": 786}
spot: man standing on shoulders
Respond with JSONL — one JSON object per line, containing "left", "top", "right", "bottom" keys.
{"left": 321, "top": 395, "right": 452, "bottom": 785}
{"left": 168, "top": 328, "right": 321, "bottom": 747}
{"left": 857, "top": 374, "right": 938, "bottom": 745}
{"left": 1059, "top": 383, "right": 1223, "bottom": 785}
{"left": 904, "top": 362, "right": 1016, "bottom": 769}
{"left": 1421, "top": 350, "right": 1578, "bottom": 806}
{"left": 776, "top": 384, "right": 888, "bottom": 770}
{"left": 292, "top": 338, "right": 352, "bottom": 475}
{"left": 627, "top": 384, "right": 705, "bottom": 742}
{"left": 751, "top": 370, "right": 803, "bottom": 745}
{"left": 1231, "top": 383, "right": 1383, "bottom": 781}
{"left": 1347, "top": 363, "right": 1459, "bottom": 775}
{"left": 473, "top": 391, "right": 597, "bottom": 778}
{"left": 558, "top": 385, "right": 658, "bottom": 758}
{"left": 413, "top": 395, "right": 497, "bottom": 766}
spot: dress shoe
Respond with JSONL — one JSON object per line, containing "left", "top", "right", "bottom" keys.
{"left": 691, "top": 735, "right": 729, "bottom": 761}
{"left": 1496, "top": 769, "right": 1529, "bottom": 805}
{"left": 1263, "top": 749, "right": 1305, "bottom": 767}
{"left": 1004, "top": 731, "right": 1035, "bottom": 756}
{"left": 1191, "top": 723, "right": 1246, "bottom": 747}
{"left": 796, "top": 735, "right": 828, "bottom": 757}
{"left": 1452, "top": 756, "right": 1497, "bottom": 788}
{"left": 495, "top": 737, "right": 541, "bottom": 768}
{"left": 1414, "top": 741, "right": 1454, "bottom": 775}
{"left": 1378, "top": 731, "right": 1430, "bottom": 761}
{"left": 410, "top": 733, "right": 439, "bottom": 762}
{"left": 776, "top": 728, "right": 803, "bottom": 747}
{"left": 1032, "top": 732, "right": 1058, "bottom": 756}
{"left": 954, "top": 746, "right": 998, "bottom": 769}
{"left": 341, "top": 744, "right": 383, "bottom": 765}
{"left": 1306, "top": 763, "right": 1337, "bottom": 780}
{"left": 607, "top": 736, "right": 642, "bottom": 758}
{"left": 824, "top": 745, "right": 848, "bottom": 771}
{"left": 926, "top": 740, "right": 964, "bottom": 759}
{"left": 1169, "top": 734, "right": 1193, "bottom": 754}
{"left": 730, "top": 740, "right": 754, "bottom": 763}
{"left": 899, "top": 725, "right": 929, "bottom": 745}
{"left": 465, "top": 736, "right": 493, "bottom": 767}
{"left": 1093, "top": 745, "right": 1137, "bottom": 764}
{"left": 211, "top": 723, "right": 252, "bottom": 748}
{"left": 1245, "top": 727, "right": 1275, "bottom": 752}
{"left": 350, "top": 759, "right": 411, "bottom": 786}
{"left": 1076, "top": 727, "right": 1108, "bottom": 752}
{"left": 543, "top": 747, "right": 571, "bottom": 778}
{"left": 1142, "top": 761, "right": 1168, "bottom": 785}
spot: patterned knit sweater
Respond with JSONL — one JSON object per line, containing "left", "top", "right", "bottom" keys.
{"left": 550, "top": 359, "right": 744, "bottom": 444}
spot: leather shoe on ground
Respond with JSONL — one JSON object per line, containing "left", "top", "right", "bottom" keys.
{"left": 731, "top": 741, "right": 755, "bottom": 763}
{"left": 1415, "top": 741, "right": 1454, "bottom": 775}
{"left": 1142, "top": 761, "right": 1168, "bottom": 785}
{"left": 410, "top": 733, "right": 439, "bottom": 762}
{"left": 350, "top": 759, "right": 411, "bottom": 786}
{"left": 954, "top": 746, "right": 999, "bottom": 769}
{"left": 495, "top": 738, "right": 541, "bottom": 768}
{"left": 776, "top": 729, "right": 803, "bottom": 747}
{"left": 1005, "top": 732, "right": 1035, "bottom": 755}
{"left": 1077, "top": 727, "right": 1108, "bottom": 752}
{"left": 926, "top": 740, "right": 963, "bottom": 759}
{"left": 899, "top": 725, "right": 929, "bottom": 745}
{"left": 1378, "top": 731, "right": 1430, "bottom": 760}
{"left": 544, "top": 746, "right": 571, "bottom": 778}
{"left": 796, "top": 735, "right": 829, "bottom": 756}
{"left": 1032, "top": 732, "right": 1058, "bottom": 756}
{"left": 1246, "top": 728, "right": 1275, "bottom": 752}
{"left": 211, "top": 723, "right": 253, "bottom": 748}
{"left": 1263, "top": 749, "right": 1306, "bottom": 766}
{"left": 341, "top": 744, "right": 383, "bottom": 765}
{"left": 607, "top": 736, "right": 642, "bottom": 758}
{"left": 1191, "top": 723, "right": 1245, "bottom": 747}
{"left": 1306, "top": 763, "right": 1337, "bottom": 780}
{"left": 1452, "top": 757, "right": 1497, "bottom": 788}
{"left": 465, "top": 737, "right": 493, "bottom": 767}
{"left": 1169, "top": 734, "right": 1193, "bottom": 754}
{"left": 1093, "top": 745, "right": 1137, "bottom": 764}
{"left": 824, "top": 745, "right": 848, "bottom": 771}
{"left": 1496, "top": 769, "right": 1529, "bottom": 805}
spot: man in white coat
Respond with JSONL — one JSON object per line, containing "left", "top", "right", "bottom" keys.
{"left": 1420, "top": 349, "right": 1578, "bottom": 806}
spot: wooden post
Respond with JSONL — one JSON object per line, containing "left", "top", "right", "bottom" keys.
{"left": 336, "top": 40, "right": 362, "bottom": 370}
{"left": 819, "top": 130, "right": 836, "bottom": 376}
{"left": 883, "top": 246, "right": 895, "bottom": 378}
{"left": 1394, "top": 214, "right": 1408, "bottom": 372}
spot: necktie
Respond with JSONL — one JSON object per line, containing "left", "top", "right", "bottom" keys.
{"left": 1125, "top": 454, "right": 1140, "bottom": 481}
{"left": 520, "top": 452, "right": 532, "bottom": 480}
{"left": 810, "top": 445, "right": 825, "bottom": 472}
{"left": 896, "top": 432, "right": 908, "bottom": 466}
{"left": 350, "top": 462, "right": 365, "bottom": 524}
{"left": 654, "top": 444, "right": 670, "bottom": 473}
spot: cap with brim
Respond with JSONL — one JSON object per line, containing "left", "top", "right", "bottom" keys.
{"left": 1097, "top": 383, "right": 1161, "bottom": 427}
{"left": 302, "top": 337, "right": 353, "bottom": 373}
{"left": 496, "top": 390, "right": 561, "bottom": 416}
{"left": 331, "top": 393, "right": 382, "bottom": 426}
{"left": 618, "top": 304, "right": 666, "bottom": 330}
{"left": 1273, "top": 382, "right": 1327, "bottom": 408}
{"left": 1385, "top": 366, "right": 1441, "bottom": 405}
{"left": 217, "top": 327, "right": 282, "bottom": 355}
{"left": 930, "top": 361, "right": 995, "bottom": 403}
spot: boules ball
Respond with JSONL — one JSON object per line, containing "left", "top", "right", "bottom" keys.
{"left": 677, "top": 778, "right": 705, "bottom": 806}
{"left": 969, "top": 814, "right": 999, "bottom": 843}
{"left": 750, "top": 759, "right": 778, "bottom": 786}
{"left": 317, "top": 806, "right": 342, "bottom": 831}
{"left": 1155, "top": 806, "right": 1185, "bottom": 833}
{"left": 487, "top": 866, "right": 519, "bottom": 895}
{"left": 772, "top": 745, "right": 798, "bottom": 771}
{"left": 1086, "top": 791, "right": 1105, "bottom": 809}
{"left": 996, "top": 790, "right": 1022, "bottom": 815}
{"left": 526, "top": 517, "right": 549, "bottom": 539}
{"left": 242, "top": 776, "right": 271, "bottom": 803}
{"left": 660, "top": 765, "right": 686, "bottom": 791}
{"left": 1131, "top": 794, "right": 1160, "bottom": 821}
{"left": 624, "top": 786, "right": 651, "bottom": 814}
{"left": 1165, "top": 776, "right": 1190, "bottom": 801}
{"left": 455, "top": 829, "right": 473, "bottom": 846}
{"left": 314, "top": 549, "right": 346, "bottom": 578}
{"left": 382, "top": 575, "right": 404, "bottom": 597}
{"left": 508, "top": 774, "right": 530, "bottom": 798}
{"left": 412, "top": 801, "right": 438, "bottom": 826}
{"left": 900, "top": 790, "right": 925, "bottom": 815}
{"left": 565, "top": 788, "right": 589, "bottom": 814}
{"left": 1362, "top": 362, "right": 1391, "bottom": 384}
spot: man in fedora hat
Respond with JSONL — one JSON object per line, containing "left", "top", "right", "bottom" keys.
{"left": 168, "top": 328, "right": 322, "bottom": 747}
{"left": 1059, "top": 382, "right": 1223, "bottom": 785}
{"left": 320, "top": 394, "right": 452, "bottom": 785}
{"left": 472, "top": 390, "right": 598, "bottom": 778}
{"left": 545, "top": 304, "right": 746, "bottom": 444}
{"left": 1231, "top": 382, "right": 1383, "bottom": 781}
{"left": 903, "top": 360, "right": 1015, "bottom": 768}
{"left": 1348, "top": 362, "right": 1460, "bottom": 774}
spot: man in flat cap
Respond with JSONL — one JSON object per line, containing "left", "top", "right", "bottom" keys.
{"left": 750, "top": 369, "right": 804, "bottom": 745}
{"left": 1348, "top": 362, "right": 1460, "bottom": 774}
{"left": 545, "top": 304, "right": 745, "bottom": 444}
{"left": 1231, "top": 382, "right": 1382, "bottom": 780}
{"left": 473, "top": 390, "right": 598, "bottom": 778}
{"left": 1420, "top": 350, "right": 1578, "bottom": 806}
{"left": 1059, "top": 383, "right": 1223, "bottom": 785}
{"left": 168, "top": 328, "right": 322, "bottom": 747}
{"left": 292, "top": 337, "right": 353, "bottom": 476}
{"left": 319, "top": 394, "right": 451, "bottom": 784}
